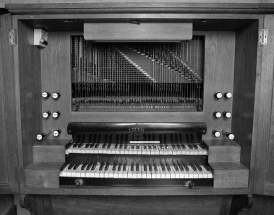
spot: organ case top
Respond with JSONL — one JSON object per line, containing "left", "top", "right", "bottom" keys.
{"left": 2, "top": 6, "right": 263, "bottom": 197}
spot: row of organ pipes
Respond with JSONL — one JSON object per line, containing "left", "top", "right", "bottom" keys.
{"left": 71, "top": 36, "right": 204, "bottom": 111}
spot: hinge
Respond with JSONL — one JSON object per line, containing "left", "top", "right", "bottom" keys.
{"left": 9, "top": 29, "right": 17, "bottom": 46}
{"left": 259, "top": 29, "right": 268, "bottom": 46}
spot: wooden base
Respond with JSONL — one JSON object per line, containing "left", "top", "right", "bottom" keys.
{"left": 24, "top": 195, "right": 234, "bottom": 215}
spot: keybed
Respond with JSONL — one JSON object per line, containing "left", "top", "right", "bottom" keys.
{"left": 71, "top": 36, "right": 204, "bottom": 111}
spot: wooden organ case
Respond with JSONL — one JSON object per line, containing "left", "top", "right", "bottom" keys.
{"left": 2, "top": 3, "right": 274, "bottom": 215}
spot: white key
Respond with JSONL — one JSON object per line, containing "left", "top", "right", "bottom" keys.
{"left": 154, "top": 165, "right": 161, "bottom": 178}
{"left": 101, "top": 144, "right": 108, "bottom": 154}
{"left": 196, "top": 165, "right": 207, "bottom": 178}
{"left": 113, "top": 144, "right": 119, "bottom": 154}
{"left": 71, "top": 164, "right": 82, "bottom": 177}
{"left": 105, "top": 164, "right": 113, "bottom": 178}
{"left": 164, "top": 164, "right": 171, "bottom": 179}
{"left": 187, "top": 165, "right": 198, "bottom": 178}
{"left": 60, "top": 164, "right": 70, "bottom": 177}
{"left": 167, "top": 164, "right": 176, "bottom": 178}
{"left": 171, "top": 165, "right": 180, "bottom": 178}
{"left": 146, "top": 164, "right": 152, "bottom": 178}
{"left": 93, "top": 163, "right": 101, "bottom": 178}
{"left": 187, "top": 145, "right": 195, "bottom": 155}
{"left": 198, "top": 145, "right": 208, "bottom": 155}
{"left": 99, "top": 164, "right": 106, "bottom": 178}
{"left": 159, "top": 145, "right": 165, "bottom": 155}
{"left": 183, "top": 145, "right": 191, "bottom": 155}
{"left": 124, "top": 145, "right": 130, "bottom": 154}
{"left": 70, "top": 144, "right": 79, "bottom": 153}
{"left": 202, "top": 165, "right": 213, "bottom": 178}
{"left": 136, "top": 145, "right": 141, "bottom": 154}
{"left": 108, "top": 144, "right": 115, "bottom": 154}
{"left": 122, "top": 164, "right": 128, "bottom": 178}
{"left": 97, "top": 143, "right": 104, "bottom": 154}
{"left": 113, "top": 164, "right": 120, "bottom": 178}
{"left": 128, "top": 164, "right": 134, "bottom": 178}
{"left": 166, "top": 145, "right": 173, "bottom": 155}
{"left": 159, "top": 164, "right": 166, "bottom": 179}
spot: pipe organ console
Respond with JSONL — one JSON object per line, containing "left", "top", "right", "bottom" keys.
{"left": 3, "top": 3, "right": 273, "bottom": 214}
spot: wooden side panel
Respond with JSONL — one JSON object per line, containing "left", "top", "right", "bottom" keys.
{"left": 232, "top": 20, "right": 259, "bottom": 172}
{"left": 18, "top": 21, "right": 42, "bottom": 169}
{"left": 253, "top": 15, "right": 274, "bottom": 196}
{"left": 0, "top": 16, "right": 8, "bottom": 184}
{"left": 0, "top": 14, "right": 19, "bottom": 192}
{"left": 203, "top": 31, "right": 235, "bottom": 139}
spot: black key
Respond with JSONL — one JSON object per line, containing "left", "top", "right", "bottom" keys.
{"left": 149, "top": 163, "right": 152, "bottom": 171}
{"left": 107, "top": 143, "right": 112, "bottom": 149}
{"left": 85, "top": 143, "right": 90, "bottom": 148}
{"left": 73, "top": 162, "right": 81, "bottom": 170}
{"left": 99, "top": 162, "right": 105, "bottom": 171}
{"left": 131, "top": 163, "right": 134, "bottom": 171}
{"left": 68, "top": 162, "right": 76, "bottom": 170}
{"left": 124, "top": 145, "right": 127, "bottom": 149}
{"left": 105, "top": 163, "right": 109, "bottom": 171}
{"left": 176, "top": 144, "right": 180, "bottom": 149}
{"left": 177, "top": 161, "right": 184, "bottom": 171}
{"left": 181, "top": 144, "right": 186, "bottom": 149}
{"left": 131, "top": 145, "right": 135, "bottom": 149}
{"left": 166, "top": 162, "right": 171, "bottom": 171}
{"left": 203, "top": 165, "right": 211, "bottom": 171}
{"left": 118, "top": 163, "right": 122, "bottom": 171}
{"left": 86, "top": 161, "right": 93, "bottom": 170}
{"left": 165, "top": 144, "right": 169, "bottom": 149}
{"left": 161, "top": 163, "right": 165, "bottom": 171}
{"left": 65, "top": 141, "right": 73, "bottom": 149}
{"left": 136, "top": 163, "right": 139, "bottom": 171}
{"left": 102, "top": 143, "right": 107, "bottom": 148}
{"left": 112, "top": 163, "right": 117, "bottom": 171}
{"left": 91, "top": 163, "right": 97, "bottom": 170}
{"left": 173, "top": 162, "right": 179, "bottom": 171}
{"left": 153, "top": 163, "right": 158, "bottom": 171}
{"left": 144, "top": 145, "right": 147, "bottom": 149}
{"left": 172, "top": 144, "right": 176, "bottom": 149}
{"left": 137, "top": 145, "right": 140, "bottom": 149}
{"left": 193, "top": 145, "right": 198, "bottom": 149}
{"left": 153, "top": 145, "right": 156, "bottom": 149}
{"left": 81, "top": 161, "right": 89, "bottom": 170}
{"left": 115, "top": 143, "right": 119, "bottom": 149}
{"left": 60, "top": 163, "right": 69, "bottom": 171}
{"left": 200, "top": 144, "right": 206, "bottom": 149}
{"left": 119, "top": 144, "right": 123, "bottom": 149}
{"left": 90, "top": 143, "right": 95, "bottom": 148}
{"left": 72, "top": 143, "right": 78, "bottom": 148}
{"left": 160, "top": 144, "right": 164, "bottom": 149}
{"left": 144, "top": 163, "right": 147, "bottom": 171}
{"left": 190, "top": 164, "right": 197, "bottom": 171}
{"left": 195, "top": 164, "right": 202, "bottom": 171}
{"left": 148, "top": 145, "right": 152, "bottom": 150}
{"left": 123, "top": 163, "right": 127, "bottom": 171}
{"left": 182, "top": 163, "right": 189, "bottom": 171}
{"left": 188, "top": 144, "right": 193, "bottom": 149}
{"left": 78, "top": 143, "right": 84, "bottom": 148}
{"left": 95, "top": 143, "right": 100, "bottom": 148}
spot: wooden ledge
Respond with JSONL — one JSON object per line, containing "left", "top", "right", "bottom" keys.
{"left": 5, "top": 3, "right": 274, "bottom": 15}
{"left": 204, "top": 139, "right": 241, "bottom": 163}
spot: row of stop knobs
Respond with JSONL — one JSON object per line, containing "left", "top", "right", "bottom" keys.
{"left": 37, "top": 91, "right": 62, "bottom": 140}
{"left": 213, "top": 92, "right": 234, "bottom": 140}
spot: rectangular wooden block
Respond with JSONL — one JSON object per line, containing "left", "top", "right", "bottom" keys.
{"left": 204, "top": 139, "right": 241, "bottom": 163}
{"left": 25, "top": 162, "right": 63, "bottom": 188}
{"left": 84, "top": 23, "right": 193, "bottom": 41}
{"left": 210, "top": 162, "right": 249, "bottom": 188}
{"left": 33, "top": 139, "right": 70, "bottom": 163}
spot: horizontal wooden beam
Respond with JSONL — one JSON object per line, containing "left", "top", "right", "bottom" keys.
{"left": 5, "top": 3, "right": 274, "bottom": 15}
{"left": 84, "top": 23, "right": 193, "bottom": 41}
